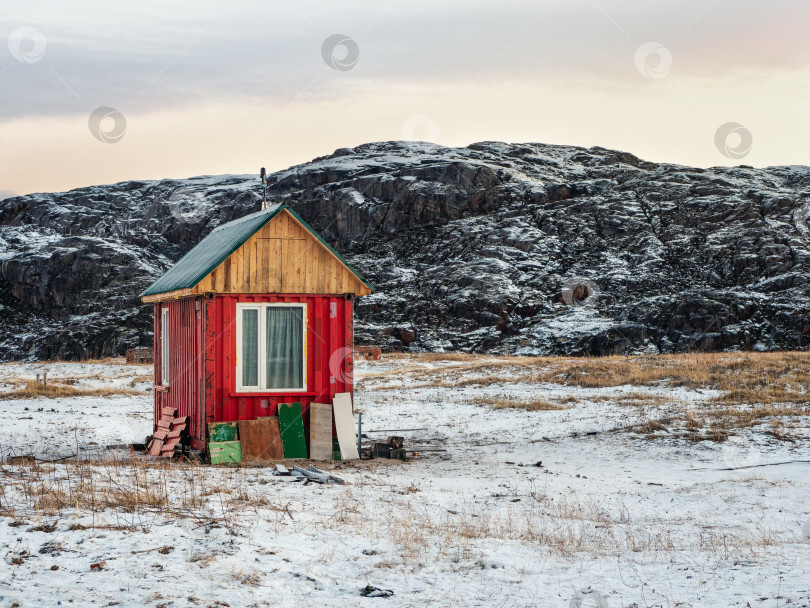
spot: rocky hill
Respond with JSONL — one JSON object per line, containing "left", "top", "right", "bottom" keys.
{"left": 1, "top": 141, "right": 809, "bottom": 360}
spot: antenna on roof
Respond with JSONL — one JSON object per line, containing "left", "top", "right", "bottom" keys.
{"left": 260, "top": 167, "right": 267, "bottom": 210}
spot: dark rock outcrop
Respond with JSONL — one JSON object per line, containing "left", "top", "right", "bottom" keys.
{"left": 1, "top": 141, "right": 809, "bottom": 360}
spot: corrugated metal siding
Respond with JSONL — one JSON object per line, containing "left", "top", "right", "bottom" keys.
{"left": 202, "top": 294, "right": 354, "bottom": 448}
{"left": 153, "top": 299, "right": 203, "bottom": 445}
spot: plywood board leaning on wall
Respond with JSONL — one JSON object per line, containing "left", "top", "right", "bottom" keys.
{"left": 309, "top": 402, "right": 333, "bottom": 460}
{"left": 333, "top": 393, "right": 359, "bottom": 460}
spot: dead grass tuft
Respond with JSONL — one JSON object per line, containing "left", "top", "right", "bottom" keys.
{"left": 0, "top": 454, "right": 293, "bottom": 532}
{"left": 372, "top": 351, "right": 810, "bottom": 401}
{"left": 364, "top": 351, "right": 810, "bottom": 438}
{"left": 0, "top": 380, "right": 142, "bottom": 400}
{"left": 470, "top": 395, "right": 568, "bottom": 411}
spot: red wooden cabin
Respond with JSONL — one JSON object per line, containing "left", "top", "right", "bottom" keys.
{"left": 140, "top": 204, "right": 373, "bottom": 451}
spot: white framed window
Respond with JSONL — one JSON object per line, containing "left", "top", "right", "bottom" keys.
{"left": 236, "top": 303, "right": 307, "bottom": 392}
{"left": 161, "top": 307, "right": 169, "bottom": 386}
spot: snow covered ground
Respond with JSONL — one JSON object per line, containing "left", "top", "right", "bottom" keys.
{"left": 0, "top": 357, "right": 808, "bottom": 608}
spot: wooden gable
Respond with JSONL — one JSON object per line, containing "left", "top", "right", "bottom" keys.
{"left": 190, "top": 209, "right": 371, "bottom": 296}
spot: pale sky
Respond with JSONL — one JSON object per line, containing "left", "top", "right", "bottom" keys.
{"left": 1, "top": 0, "right": 809, "bottom": 197}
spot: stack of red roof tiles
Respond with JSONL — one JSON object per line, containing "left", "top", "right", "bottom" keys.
{"left": 147, "top": 407, "right": 188, "bottom": 457}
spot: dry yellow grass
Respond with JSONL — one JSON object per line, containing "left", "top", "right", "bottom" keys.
{"left": 0, "top": 380, "right": 143, "bottom": 400}
{"left": 369, "top": 351, "right": 810, "bottom": 407}
{"left": 362, "top": 351, "right": 809, "bottom": 440}
{"left": 80, "top": 357, "right": 128, "bottom": 365}
{"left": 324, "top": 484, "right": 780, "bottom": 561}
{"left": 589, "top": 392, "right": 677, "bottom": 406}
{"left": 0, "top": 357, "right": 127, "bottom": 366}
{"left": 0, "top": 455, "right": 283, "bottom": 527}
{"left": 0, "top": 451, "right": 786, "bottom": 563}
{"left": 469, "top": 395, "right": 568, "bottom": 411}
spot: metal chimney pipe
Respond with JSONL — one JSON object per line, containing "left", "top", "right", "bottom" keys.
{"left": 260, "top": 167, "right": 267, "bottom": 210}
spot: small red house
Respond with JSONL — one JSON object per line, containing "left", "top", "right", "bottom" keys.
{"left": 140, "top": 204, "right": 373, "bottom": 451}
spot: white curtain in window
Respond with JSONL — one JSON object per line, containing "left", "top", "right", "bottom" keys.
{"left": 266, "top": 306, "right": 303, "bottom": 389}
{"left": 241, "top": 309, "right": 259, "bottom": 387}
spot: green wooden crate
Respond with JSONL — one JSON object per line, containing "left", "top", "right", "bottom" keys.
{"left": 209, "top": 422, "right": 237, "bottom": 442}
{"left": 278, "top": 402, "right": 307, "bottom": 459}
{"left": 209, "top": 440, "right": 242, "bottom": 465}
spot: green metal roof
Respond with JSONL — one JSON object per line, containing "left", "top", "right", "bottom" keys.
{"left": 140, "top": 203, "right": 372, "bottom": 298}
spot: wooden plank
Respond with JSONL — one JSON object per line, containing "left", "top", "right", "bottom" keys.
{"left": 242, "top": 241, "right": 250, "bottom": 287}
{"left": 153, "top": 429, "right": 168, "bottom": 440}
{"left": 237, "top": 418, "right": 276, "bottom": 462}
{"left": 272, "top": 237, "right": 283, "bottom": 292}
{"left": 309, "top": 402, "right": 333, "bottom": 460}
{"left": 223, "top": 253, "right": 231, "bottom": 288}
{"left": 305, "top": 243, "right": 315, "bottom": 293}
{"left": 289, "top": 241, "right": 304, "bottom": 291}
{"left": 316, "top": 247, "right": 327, "bottom": 294}
{"left": 253, "top": 238, "right": 261, "bottom": 289}
{"left": 196, "top": 275, "right": 211, "bottom": 294}
{"left": 333, "top": 392, "right": 359, "bottom": 460}
{"left": 161, "top": 407, "right": 177, "bottom": 417}
{"left": 262, "top": 236, "right": 270, "bottom": 292}
{"left": 157, "top": 419, "right": 171, "bottom": 430}
{"left": 323, "top": 247, "right": 335, "bottom": 294}
{"left": 173, "top": 416, "right": 189, "bottom": 425}
{"left": 255, "top": 237, "right": 264, "bottom": 292}
{"left": 236, "top": 245, "right": 244, "bottom": 289}
{"left": 147, "top": 439, "right": 164, "bottom": 456}
{"left": 214, "top": 263, "right": 225, "bottom": 293}
{"left": 281, "top": 229, "right": 290, "bottom": 291}
{"left": 265, "top": 416, "right": 284, "bottom": 459}
{"left": 264, "top": 218, "right": 276, "bottom": 239}
{"left": 277, "top": 402, "right": 307, "bottom": 459}
{"left": 327, "top": 253, "right": 337, "bottom": 293}
{"left": 141, "top": 288, "right": 192, "bottom": 303}
{"left": 228, "top": 254, "right": 237, "bottom": 292}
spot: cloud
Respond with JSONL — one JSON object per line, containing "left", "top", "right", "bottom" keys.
{"left": 2, "top": 0, "right": 810, "bottom": 195}
{"left": 1, "top": 0, "right": 809, "bottom": 122}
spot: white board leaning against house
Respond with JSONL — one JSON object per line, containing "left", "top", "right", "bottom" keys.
{"left": 333, "top": 392, "right": 360, "bottom": 460}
